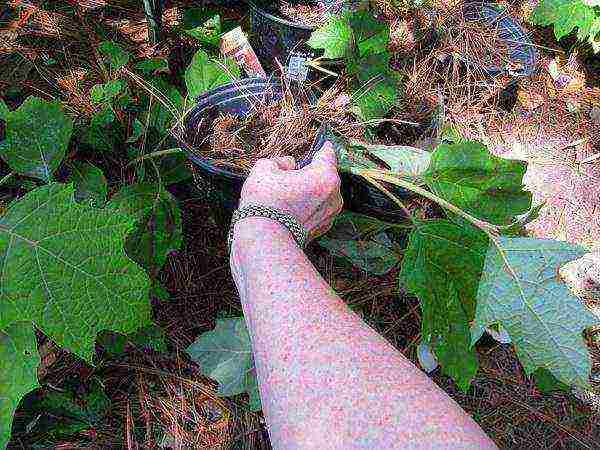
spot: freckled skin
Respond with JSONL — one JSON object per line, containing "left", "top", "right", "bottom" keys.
{"left": 230, "top": 144, "right": 497, "bottom": 450}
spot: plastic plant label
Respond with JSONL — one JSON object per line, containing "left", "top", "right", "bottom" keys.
{"left": 287, "top": 53, "right": 310, "bottom": 82}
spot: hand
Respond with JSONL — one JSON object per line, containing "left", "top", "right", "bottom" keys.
{"left": 239, "top": 141, "right": 343, "bottom": 240}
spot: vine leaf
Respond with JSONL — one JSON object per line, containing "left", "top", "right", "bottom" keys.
{"left": 98, "top": 41, "right": 131, "bottom": 70}
{"left": 90, "top": 80, "right": 126, "bottom": 104}
{"left": 472, "top": 237, "right": 599, "bottom": 388}
{"left": 0, "top": 182, "right": 151, "bottom": 358}
{"left": 319, "top": 212, "right": 399, "bottom": 275}
{"left": 108, "top": 183, "right": 182, "bottom": 274}
{"left": 185, "top": 49, "right": 239, "bottom": 99}
{"left": 306, "top": 14, "right": 352, "bottom": 59}
{"left": 0, "top": 97, "right": 73, "bottom": 182}
{"left": 0, "top": 322, "right": 40, "bottom": 449}
{"left": 400, "top": 220, "right": 488, "bottom": 390}
{"left": 532, "top": 0, "right": 597, "bottom": 42}
{"left": 186, "top": 318, "right": 260, "bottom": 411}
{"left": 68, "top": 162, "right": 108, "bottom": 207}
{"left": 423, "top": 140, "right": 532, "bottom": 225}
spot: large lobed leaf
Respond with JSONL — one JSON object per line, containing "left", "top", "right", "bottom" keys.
{"left": 0, "top": 183, "right": 151, "bottom": 447}
{"left": 473, "top": 237, "right": 599, "bottom": 388}
{"left": 0, "top": 323, "right": 40, "bottom": 448}
{"left": 400, "top": 221, "right": 487, "bottom": 390}
{"left": 0, "top": 97, "right": 73, "bottom": 182}
{"left": 0, "top": 183, "right": 151, "bottom": 359}
{"left": 306, "top": 14, "right": 353, "bottom": 59}
{"left": 424, "top": 140, "right": 532, "bottom": 225}
{"left": 186, "top": 318, "right": 260, "bottom": 411}
{"left": 532, "top": 0, "right": 598, "bottom": 45}
{"left": 107, "top": 183, "right": 182, "bottom": 274}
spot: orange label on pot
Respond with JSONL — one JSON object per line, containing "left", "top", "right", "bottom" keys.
{"left": 220, "top": 27, "right": 267, "bottom": 79}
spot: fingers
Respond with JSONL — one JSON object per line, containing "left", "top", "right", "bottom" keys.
{"left": 311, "top": 141, "right": 337, "bottom": 168}
{"left": 272, "top": 156, "right": 295, "bottom": 170}
{"left": 252, "top": 156, "right": 295, "bottom": 174}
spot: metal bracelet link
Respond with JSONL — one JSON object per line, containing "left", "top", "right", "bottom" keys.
{"left": 227, "top": 204, "right": 309, "bottom": 252}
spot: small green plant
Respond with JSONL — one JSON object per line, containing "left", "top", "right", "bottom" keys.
{"left": 307, "top": 10, "right": 401, "bottom": 120}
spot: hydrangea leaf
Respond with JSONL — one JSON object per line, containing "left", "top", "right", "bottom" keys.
{"left": 186, "top": 318, "right": 260, "bottom": 411}
{"left": 0, "top": 100, "right": 9, "bottom": 120}
{"left": 307, "top": 15, "right": 353, "bottom": 59}
{"left": 472, "top": 237, "right": 598, "bottom": 388}
{"left": 185, "top": 49, "right": 239, "bottom": 99}
{"left": 90, "top": 80, "right": 125, "bottom": 104}
{"left": 68, "top": 162, "right": 107, "bottom": 207}
{"left": 0, "top": 97, "right": 73, "bottom": 182}
{"left": 424, "top": 140, "right": 532, "bottom": 225}
{"left": 108, "top": 183, "right": 182, "bottom": 274}
{"left": 0, "top": 322, "right": 40, "bottom": 449}
{"left": 400, "top": 221, "right": 488, "bottom": 390}
{"left": 532, "top": 0, "right": 597, "bottom": 42}
{"left": 98, "top": 41, "right": 130, "bottom": 70}
{"left": 319, "top": 212, "right": 399, "bottom": 275}
{"left": 0, "top": 183, "right": 151, "bottom": 360}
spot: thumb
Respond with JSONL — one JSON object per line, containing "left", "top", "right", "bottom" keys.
{"left": 310, "top": 141, "right": 337, "bottom": 168}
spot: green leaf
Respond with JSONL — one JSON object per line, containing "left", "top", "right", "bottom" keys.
{"left": 182, "top": 9, "right": 224, "bottom": 46}
{"left": 340, "top": 142, "right": 431, "bottom": 180}
{"left": 135, "top": 58, "right": 169, "bottom": 76}
{"left": 108, "top": 183, "right": 182, "bottom": 273}
{"left": 348, "top": 10, "right": 389, "bottom": 57}
{"left": 186, "top": 318, "right": 260, "bottom": 410}
{"left": 423, "top": 140, "right": 532, "bottom": 225}
{"left": 68, "top": 162, "right": 107, "bottom": 207}
{"left": 532, "top": 0, "right": 597, "bottom": 42}
{"left": 90, "top": 80, "right": 125, "bottom": 104}
{"left": 0, "top": 100, "right": 9, "bottom": 120}
{"left": 98, "top": 41, "right": 131, "bottom": 70}
{"left": 126, "top": 118, "right": 144, "bottom": 143}
{"left": 143, "top": 78, "right": 184, "bottom": 132}
{"left": 0, "top": 97, "right": 73, "bottom": 182}
{"left": 185, "top": 49, "right": 239, "bottom": 99}
{"left": 97, "top": 324, "right": 167, "bottom": 357}
{"left": 534, "top": 367, "right": 570, "bottom": 393}
{"left": 400, "top": 221, "right": 488, "bottom": 390}
{"left": 0, "top": 183, "right": 151, "bottom": 361}
{"left": 307, "top": 15, "right": 353, "bottom": 59}
{"left": 319, "top": 212, "right": 399, "bottom": 275}
{"left": 0, "top": 322, "right": 40, "bottom": 449}
{"left": 472, "top": 237, "right": 599, "bottom": 388}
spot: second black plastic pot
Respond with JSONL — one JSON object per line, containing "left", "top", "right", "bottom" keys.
{"left": 173, "top": 78, "right": 417, "bottom": 223}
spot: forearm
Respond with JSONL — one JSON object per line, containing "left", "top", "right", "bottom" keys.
{"left": 231, "top": 219, "right": 497, "bottom": 450}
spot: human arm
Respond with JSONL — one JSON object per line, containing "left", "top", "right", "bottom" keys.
{"left": 230, "top": 145, "right": 498, "bottom": 450}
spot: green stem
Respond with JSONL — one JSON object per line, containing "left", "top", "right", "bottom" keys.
{"left": 361, "top": 169, "right": 500, "bottom": 237}
{"left": 143, "top": 0, "right": 163, "bottom": 46}
{"left": 126, "top": 148, "right": 182, "bottom": 167}
{"left": 0, "top": 172, "right": 15, "bottom": 187}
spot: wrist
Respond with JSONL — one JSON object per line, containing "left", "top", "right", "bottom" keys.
{"left": 231, "top": 217, "right": 295, "bottom": 257}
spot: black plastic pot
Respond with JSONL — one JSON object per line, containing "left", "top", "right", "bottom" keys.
{"left": 173, "top": 78, "right": 414, "bottom": 222}
{"left": 247, "top": 0, "right": 350, "bottom": 70}
{"left": 461, "top": 2, "right": 537, "bottom": 77}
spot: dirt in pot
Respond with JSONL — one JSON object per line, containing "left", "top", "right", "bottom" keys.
{"left": 189, "top": 82, "right": 365, "bottom": 173}
{"left": 279, "top": 1, "right": 327, "bottom": 27}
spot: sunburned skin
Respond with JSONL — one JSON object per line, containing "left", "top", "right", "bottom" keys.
{"left": 229, "top": 143, "right": 498, "bottom": 449}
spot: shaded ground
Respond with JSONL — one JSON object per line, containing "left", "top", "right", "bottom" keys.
{"left": 3, "top": 0, "right": 600, "bottom": 449}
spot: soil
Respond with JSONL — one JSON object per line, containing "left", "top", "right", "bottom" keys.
{"left": 192, "top": 96, "right": 320, "bottom": 172}
{"left": 278, "top": 1, "right": 330, "bottom": 27}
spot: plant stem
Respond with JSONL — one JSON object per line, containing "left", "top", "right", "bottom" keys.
{"left": 0, "top": 172, "right": 15, "bottom": 187}
{"left": 126, "top": 148, "right": 182, "bottom": 167}
{"left": 361, "top": 169, "right": 500, "bottom": 236}
{"left": 143, "top": 0, "right": 163, "bottom": 46}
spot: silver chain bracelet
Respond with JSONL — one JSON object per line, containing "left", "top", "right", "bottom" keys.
{"left": 227, "top": 204, "right": 309, "bottom": 252}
